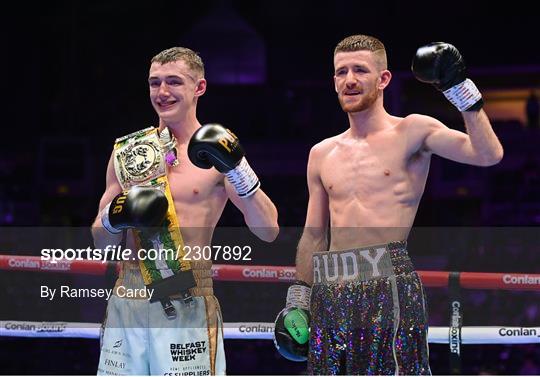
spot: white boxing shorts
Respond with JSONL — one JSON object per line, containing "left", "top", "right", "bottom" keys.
{"left": 98, "top": 263, "right": 225, "bottom": 376}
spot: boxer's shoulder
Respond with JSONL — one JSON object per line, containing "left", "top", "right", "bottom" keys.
{"left": 402, "top": 113, "right": 439, "bottom": 129}
{"left": 310, "top": 134, "right": 341, "bottom": 157}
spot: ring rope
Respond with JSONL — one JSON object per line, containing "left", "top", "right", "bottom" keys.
{"left": 1, "top": 255, "right": 539, "bottom": 290}
{"left": 0, "top": 320, "right": 538, "bottom": 344}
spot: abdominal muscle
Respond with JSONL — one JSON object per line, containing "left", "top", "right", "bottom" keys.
{"left": 329, "top": 197, "right": 419, "bottom": 250}
{"left": 320, "top": 133, "right": 429, "bottom": 251}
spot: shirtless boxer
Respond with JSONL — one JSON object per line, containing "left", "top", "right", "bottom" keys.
{"left": 91, "top": 47, "right": 278, "bottom": 375}
{"left": 274, "top": 35, "right": 503, "bottom": 374}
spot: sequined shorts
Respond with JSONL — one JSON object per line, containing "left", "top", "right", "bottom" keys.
{"left": 308, "top": 241, "right": 431, "bottom": 375}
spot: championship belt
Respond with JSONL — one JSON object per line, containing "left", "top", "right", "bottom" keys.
{"left": 113, "top": 126, "right": 196, "bottom": 319}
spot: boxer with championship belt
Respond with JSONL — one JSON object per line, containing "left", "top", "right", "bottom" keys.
{"left": 104, "top": 126, "right": 196, "bottom": 318}
{"left": 92, "top": 47, "right": 278, "bottom": 376}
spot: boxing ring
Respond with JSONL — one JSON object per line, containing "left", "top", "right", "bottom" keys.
{"left": 1, "top": 254, "right": 539, "bottom": 373}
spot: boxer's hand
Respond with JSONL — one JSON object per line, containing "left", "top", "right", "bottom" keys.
{"left": 101, "top": 186, "right": 168, "bottom": 234}
{"left": 188, "top": 124, "right": 260, "bottom": 197}
{"left": 188, "top": 123, "right": 244, "bottom": 172}
{"left": 411, "top": 42, "right": 483, "bottom": 111}
{"left": 273, "top": 281, "right": 311, "bottom": 362}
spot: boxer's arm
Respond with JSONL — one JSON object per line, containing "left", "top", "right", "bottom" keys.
{"left": 411, "top": 42, "right": 503, "bottom": 166}
{"left": 225, "top": 183, "right": 279, "bottom": 242}
{"left": 189, "top": 124, "right": 279, "bottom": 242}
{"left": 91, "top": 152, "right": 123, "bottom": 249}
{"left": 418, "top": 112, "right": 503, "bottom": 166}
{"left": 296, "top": 144, "right": 329, "bottom": 285}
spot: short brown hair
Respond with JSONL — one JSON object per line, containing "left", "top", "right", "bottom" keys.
{"left": 151, "top": 47, "right": 205, "bottom": 77}
{"left": 334, "top": 35, "right": 387, "bottom": 70}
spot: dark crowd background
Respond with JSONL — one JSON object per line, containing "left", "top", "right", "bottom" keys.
{"left": 0, "top": 0, "right": 539, "bottom": 375}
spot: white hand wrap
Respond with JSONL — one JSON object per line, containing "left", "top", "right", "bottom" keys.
{"left": 100, "top": 203, "right": 122, "bottom": 234}
{"left": 286, "top": 284, "right": 311, "bottom": 311}
{"left": 443, "top": 78, "right": 482, "bottom": 112}
{"left": 225, "top": 157, "right": 260, "bottom": 198}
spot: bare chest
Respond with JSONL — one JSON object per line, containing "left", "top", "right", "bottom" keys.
{"left": 166, "top": 162, "right": 227, "bottom": 207}
{"left": 320, "top": 138, "right": 409, "bottom": 199}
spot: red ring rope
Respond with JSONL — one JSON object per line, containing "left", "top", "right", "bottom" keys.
{"left": 1, "top": 254, "right": 539, "bottom": 291}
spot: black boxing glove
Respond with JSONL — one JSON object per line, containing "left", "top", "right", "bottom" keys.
{"left": 411, "top": 42, "right": 483, "bottom": 112}
{"left": 273, "top": 281, "right": 311, "bottom": 362}
{"left": 101, "top": 186, "right": 168, "bottom": 234}
{"left": 188, "top": 124, "right": 260, "bottom": 197}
